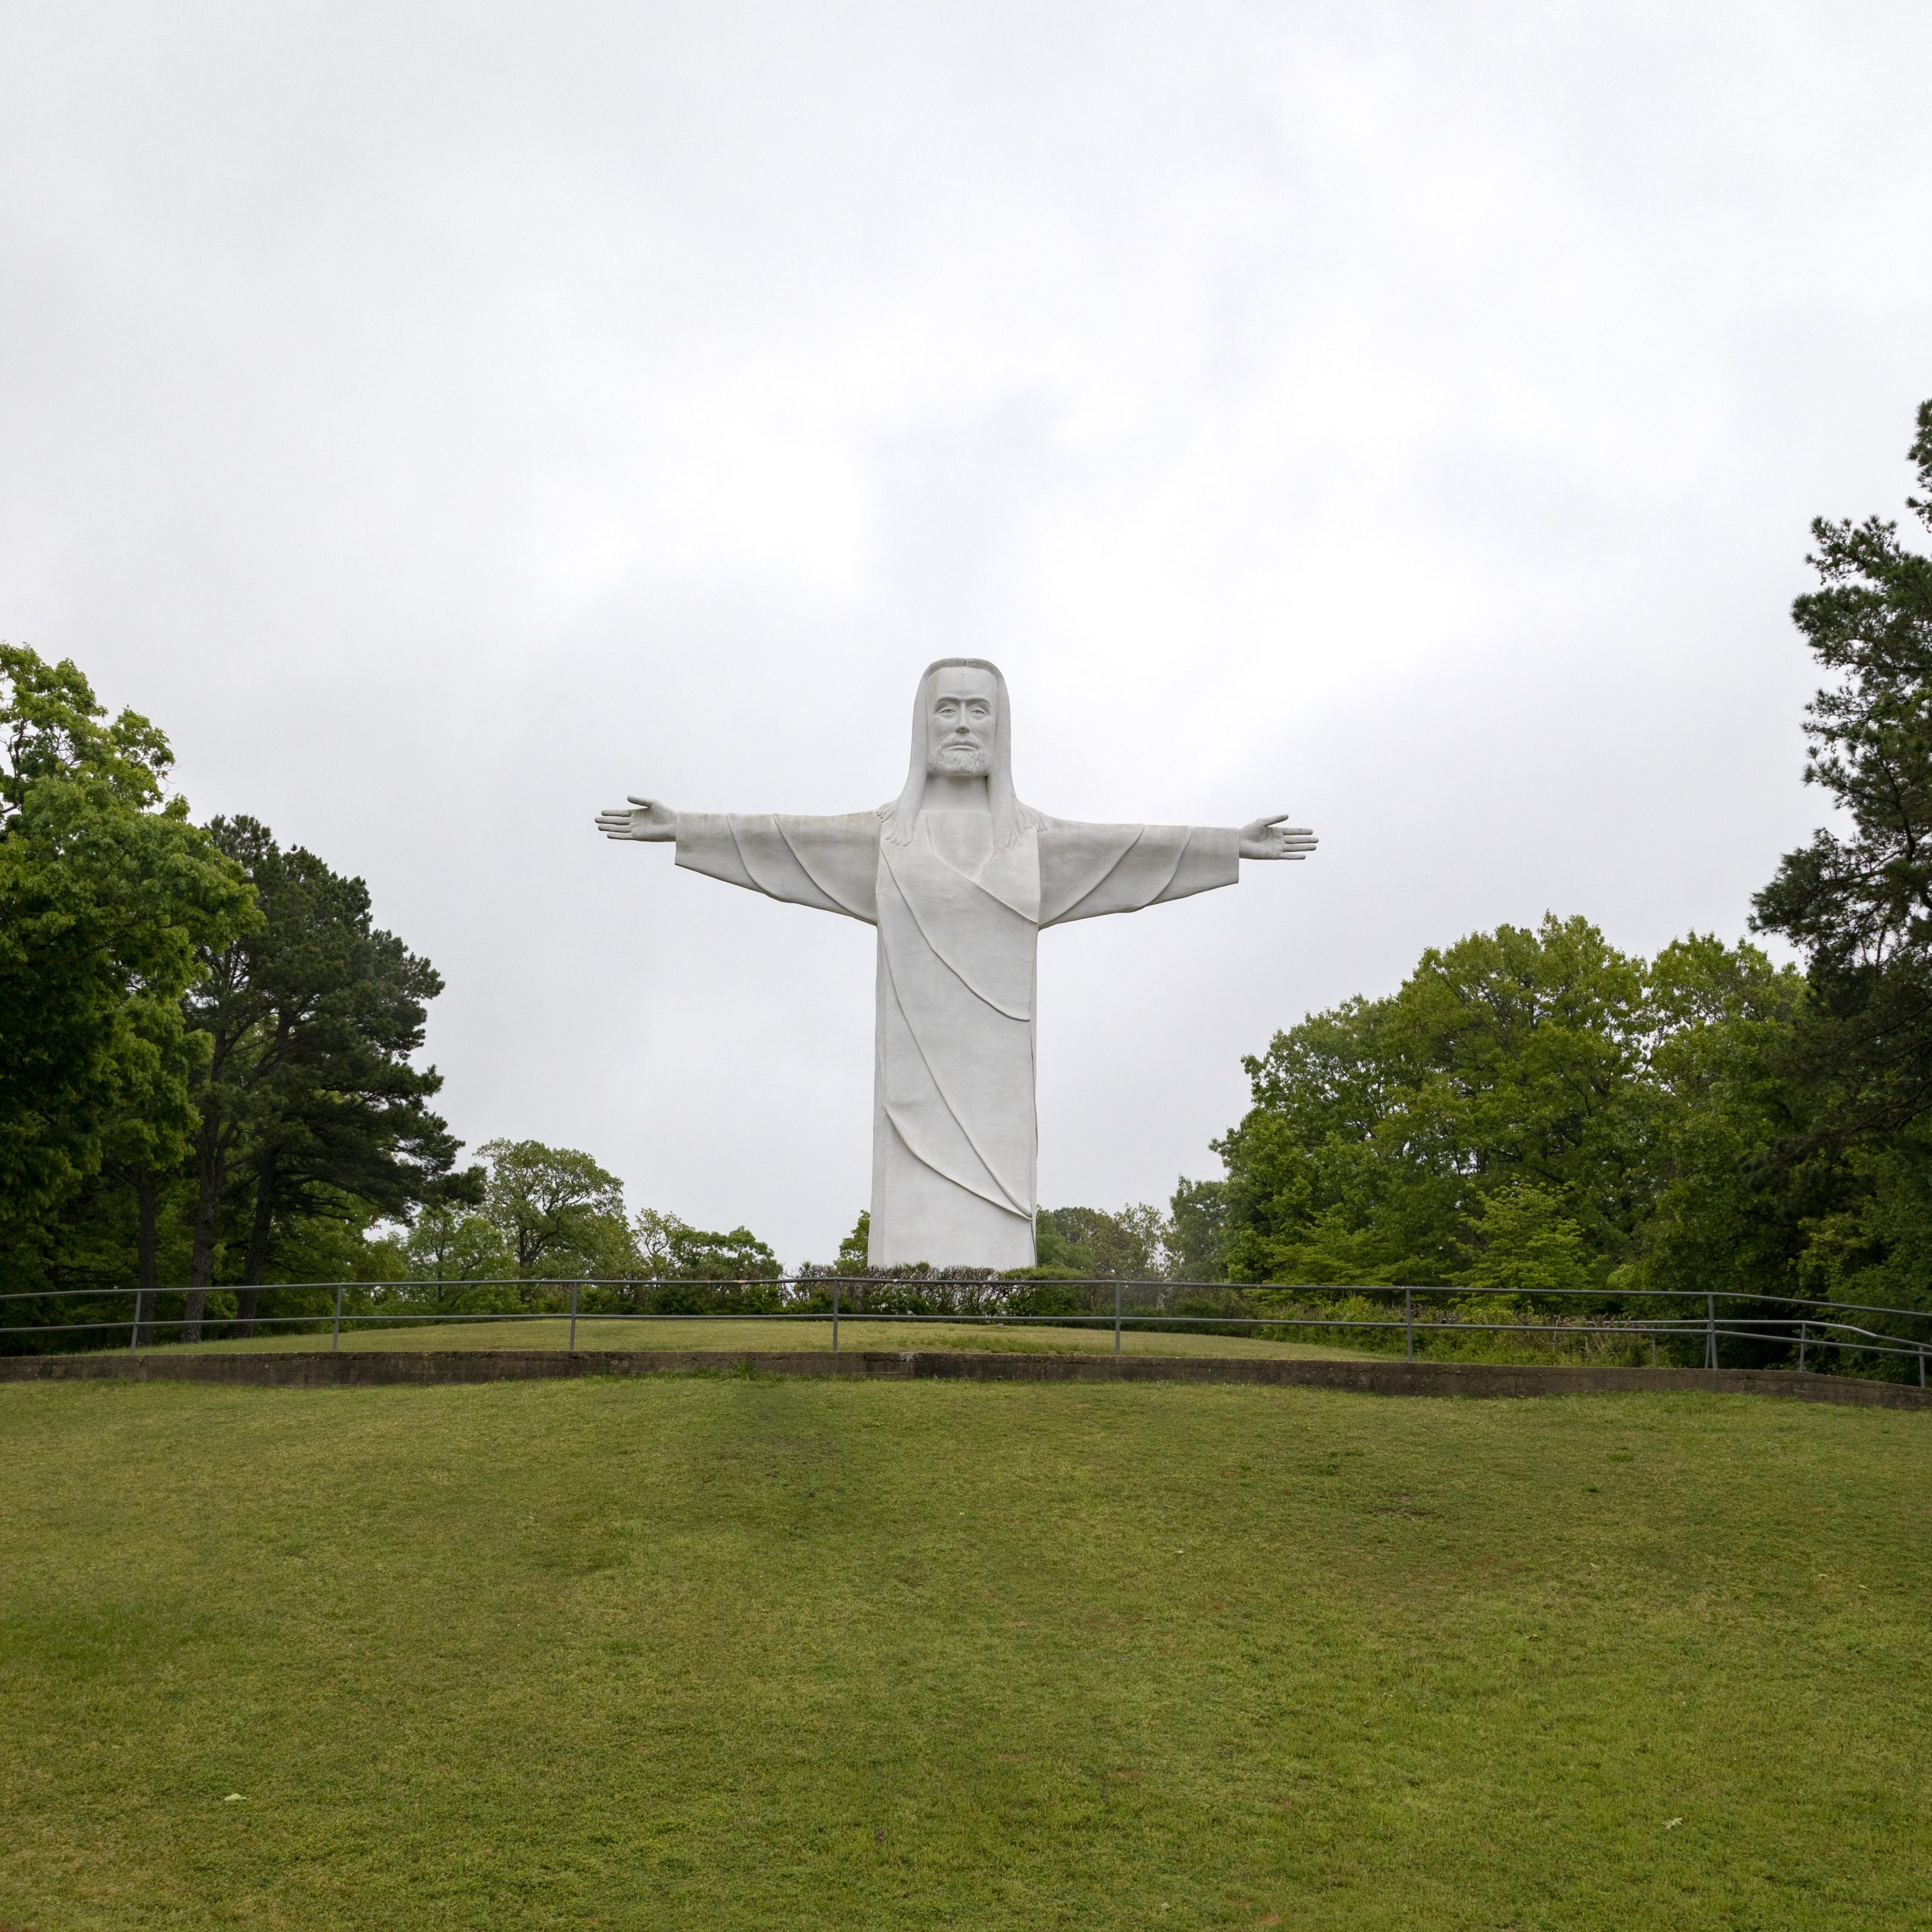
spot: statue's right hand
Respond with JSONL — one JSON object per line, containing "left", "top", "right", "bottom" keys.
{"left": 595, "top": 795, "right": 678, "bottom": 842}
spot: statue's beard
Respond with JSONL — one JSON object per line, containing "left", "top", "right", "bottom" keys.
{"left": 930, "top": 743, "right": 992, "bottom": 778}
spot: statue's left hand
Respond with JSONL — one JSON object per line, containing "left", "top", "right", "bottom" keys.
{"left": 595, "top": 795, "right": 678, "bottom": 842}
{"left": 1239, "top": 814, "right": 1318, "bottom": 860}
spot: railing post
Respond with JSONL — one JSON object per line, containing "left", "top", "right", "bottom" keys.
{"left": 1798, "top": 1321, "right": 1807, "bottom": 1372}
{"left": 1706, "top": 1292, "right": 1717, "bottom": 1371}
{"left": 832, "top": 1278, "right": 840, "bottom": 1355}
{"left": 1114, "top": 1280, "right": 1122, "bottom": 1356}
{"left": 128, "top": 1291, "right": 140, "bottom": 1353}
{"left": 1920, "top": 1346, "right": 1927, "bottom": 1392}
{"left": 569, "top": 1280, "right": 579, "bottom": 1355}
{"left": 1404, "top": 1287, "right": 1414, "bottom": 1363}
{"left": 332, "top": 1283, "right": 343, "bottom": 1353}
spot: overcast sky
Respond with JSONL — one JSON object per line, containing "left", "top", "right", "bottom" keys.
{"left": 4, "top": 1, "right": 1929, "bottom": 1262}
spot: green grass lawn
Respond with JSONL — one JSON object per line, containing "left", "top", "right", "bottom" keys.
{"left": 3, "top": 1377, "right": 1927, "bottom": 1931}
{"left": 162, "top": 1315, "right": 1377, "bottom": 1360}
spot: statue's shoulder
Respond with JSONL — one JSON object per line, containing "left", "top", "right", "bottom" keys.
{"left": 1032, "top": 811, "right": 1127, "bottom": 840}
{"left": 778, "top": 809, "right": 886, "bottom": 837}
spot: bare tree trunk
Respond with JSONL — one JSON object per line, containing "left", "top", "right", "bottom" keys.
{"left": 132, "top": 1171, "right": 158, "bottom": 1346}
{"left": 184, "top": 1116, "right": 226, "bottom": 1344}
{"left": 234, "top": 1156, "right": 275, "bottom": 1338}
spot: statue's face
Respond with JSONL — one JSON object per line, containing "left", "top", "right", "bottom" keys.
{"left": 926, "top": 667, "right": 998, "bottom": 779}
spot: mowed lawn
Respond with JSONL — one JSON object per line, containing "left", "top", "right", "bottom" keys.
{"left": 166, "top": 1315, "right": 1377, "bottom": 1360}
{"left": 2, "top": 1378, "right": 1928, "bottom": 1931}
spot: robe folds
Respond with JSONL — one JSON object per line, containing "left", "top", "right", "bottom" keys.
{"left": 675, "top": 808, "right": 1239, "bottom": 1269}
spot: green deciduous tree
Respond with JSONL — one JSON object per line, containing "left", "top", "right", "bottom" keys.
{"left": 830, "top": 1211, "right": 871, "bottom": 1274}
{"left": 1214, "top": 916, "right": 1797, "bottom": 1315}
{"left": 1613, "top": 935, "right": 1808, "bottom": 1306}
{"left": 1218, "top": 915, "right": 1659, "bottom": 1289}
{"left": 398, "top": 1137, "right": 786, "bottom": 1319}
{"left": 1039, "top": 1204, "right": 1170, "bottom": 1278}
{"left": 405, "top": 1201, "right": 514, "bottom": 1287}
{"left": 632, "top": 1209, "right": 781, "bottom": 1282}
{"left": 476, "top": 1138, "right": 633, "bottom": 1287}
{"left": 629, "top": 1208, "right": 783, "bottom": 1312}
{"left": 1164, "top": 1177, "right": 1228, "bottom": 1283}
{"left": 0, "top": 645, "right": 256, "bottom": 1305}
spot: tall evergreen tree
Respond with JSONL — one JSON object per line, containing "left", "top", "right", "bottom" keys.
{"left": 182, "top": 817, "right": 462, "bottom": 1338}
{"left": 1752, "top": 399, "right": 1932, "bottom": 1307}
{"left": 1755, "top": 401, "right": 1932, "bottom": 1124}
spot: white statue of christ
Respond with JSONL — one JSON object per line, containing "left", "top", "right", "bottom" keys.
{"left": 595, "top": 660, "right": 1315, "bottom": 1270}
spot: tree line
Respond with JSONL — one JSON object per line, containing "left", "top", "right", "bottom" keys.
{"left": 5, "top": 401, "right": 1930, "bottom": 1364}
{"left": 0, "top": 651, "right": 785, "bottom": 1350}
{"left": 1196, "top": 401, "right": 1932, "bottom": 1363}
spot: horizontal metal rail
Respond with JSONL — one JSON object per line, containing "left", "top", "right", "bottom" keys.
{"left": 7, "top": 1276, "right": 1928, "bottom": 1388}
{"left": 5, "top": 1275, "right": 1932, "bottom": 1323}
{"left": 7, "top": 1297, "right": 1927, "bottom": 1386}
{"left": 8, "top": 1309, "right": 1915, "bottom": 1341}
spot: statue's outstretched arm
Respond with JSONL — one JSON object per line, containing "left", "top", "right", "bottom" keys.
{"left": 595, "top": 795, "right": 677, "bottom": 843}
{"left": 596, "top": 797, "right": 881, "bottom": 922}
{"left": 1238, "top": 814, "right": 1318, "bottom": 861}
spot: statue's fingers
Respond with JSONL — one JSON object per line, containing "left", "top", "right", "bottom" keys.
{"left": 626, "top": 795, "right": 655, "bottom": 808}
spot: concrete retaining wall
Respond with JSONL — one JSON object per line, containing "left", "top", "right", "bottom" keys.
{"left": 3, "top": 1348, "right": 1928, "bottom": 1409}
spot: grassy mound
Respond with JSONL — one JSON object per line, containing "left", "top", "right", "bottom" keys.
{"left": 159, "top": 1315, "right": 1377, "bottom": 1360}
{"left": 3, "top": 1377, "right": 1927, "bottom": 1929}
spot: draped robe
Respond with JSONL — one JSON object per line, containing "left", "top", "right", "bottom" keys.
{"left": 674, "top": 808, "right": 1239, "bottom": 1269}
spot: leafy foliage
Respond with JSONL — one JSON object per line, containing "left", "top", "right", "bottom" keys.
{"left": 1164, "top": 1177, "right": 1227, "bottom": 1283}
{"left": 1754, "top": 399, "right": 1932, "bottom": 1020}
{"left": 0, "top": 645, "right": 255, "bottom": 1292}
{"left": 1749, "top": 399, "right": 1932, "bottom": 1312}
{"left": 394, "top": 1140, "right": 783, "bottom": 1318}
{"left": 1214, "top": 917, "right": 1804, "bottom": 1308}
{"left": 0, "top": 650, "right": 476, "bottom": 1349}
{"left": 476, "top": 1137, "right": 629, "bottom": 1278}
{"left": 180, "top": 817, "right": 466, "bottom": 1335}
{"left": 1037, "top": 1204, "right": 1170, "bottom": 1278}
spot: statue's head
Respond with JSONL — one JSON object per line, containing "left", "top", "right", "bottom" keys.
{"left": 925, "top": 663, "right": 998, "bottom": 778}
{"left": 883, "top": 657, "right": 1040, "bottom": 849}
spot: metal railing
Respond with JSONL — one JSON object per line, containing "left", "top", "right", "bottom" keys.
{"left": 3, "top": 1277, "right": 1930, "bottom": 1384}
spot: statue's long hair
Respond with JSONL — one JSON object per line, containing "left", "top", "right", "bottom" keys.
{"left": 879, "top": 657, "right": 1041, "bottom": 851}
